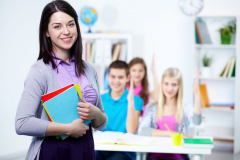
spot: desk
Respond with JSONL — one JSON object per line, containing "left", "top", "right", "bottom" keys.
{"left": 94, "top": 136, "right": 212, "bottom": 160}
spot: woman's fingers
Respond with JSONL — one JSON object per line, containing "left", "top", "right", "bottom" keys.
{"left": 80, "top": 97, "right": 87, "bottom": 103}
{"left": 77, "top": 107, "right": 89, "bottom": 113}
{"left": 78, "top": 112, "right": 89, "bottom": 117}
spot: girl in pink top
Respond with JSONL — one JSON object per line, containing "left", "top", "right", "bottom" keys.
{"left": 127, "top": 55, "right": 159, "bottom": 116}
{"left": 138, "top": 68, "right": 202, "bottom": 160}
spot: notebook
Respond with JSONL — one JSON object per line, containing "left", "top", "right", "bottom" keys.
{"left": 93, "top": 131, "right": 153, "bottom": 146}
{"left": 42, "top": 84, "right": 91, "bottom": 140}
{"left": 42, "top": 84, "right": 74, "bottom": 102}
{"left": 183, "top": 138, "right": 214, "bottom": 148}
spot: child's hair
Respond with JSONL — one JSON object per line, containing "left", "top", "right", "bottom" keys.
{"left": 109, "top": 60, "right": 129, "bottom": 76}
{"left": 155, "top": 68, "right": 183, "bottom": 123}
{"left": 128, "top": 58, "right": 149, "bottom": 105}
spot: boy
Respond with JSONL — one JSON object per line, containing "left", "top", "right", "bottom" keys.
{"left": 95, "top": 60, "right": 143, "bottom": 160}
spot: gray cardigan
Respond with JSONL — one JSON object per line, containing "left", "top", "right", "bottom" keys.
{"left": 15, "top": 59, "right": 108, "bottom": 160}
{"left": 138, "top": 103, "right": 202, "bottom": 136}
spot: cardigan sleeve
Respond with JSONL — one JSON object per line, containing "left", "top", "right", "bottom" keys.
{"left": 184, "top": 103, "right": 202, "bottom": 126}
{"left": 138, "top": 104, "right": 158, "bottom": 136}
{"left": 15, "top": 65, "right": 49, "bottom": 137}
{"left": 91, "top": 67, "right": 108, "bottom": 131}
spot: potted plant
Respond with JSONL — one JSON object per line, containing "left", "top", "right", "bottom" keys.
{"left": 201, "top": 54, "right": 212, "bottom": 77}
{"left": 219, "top": 21, "right": 236, "bottom": 44}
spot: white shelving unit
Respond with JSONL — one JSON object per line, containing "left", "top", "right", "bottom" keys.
{"left": 193, "top": 16, "right": 240, "bottom": 154}
{"left": 81, "top": 33, "right": 133, "bottom": 93}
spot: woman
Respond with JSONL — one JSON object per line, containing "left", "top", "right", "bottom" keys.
{"left": 15, "top": 1, "right": 107, "bottom": 160}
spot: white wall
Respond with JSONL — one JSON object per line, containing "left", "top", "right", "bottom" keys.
{"left": 0, "top": 0, "right": 240, "bottom": 157}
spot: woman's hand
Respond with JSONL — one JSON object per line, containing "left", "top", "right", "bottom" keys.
{"left": 68, "top": 119, "right": 89, "bottom": 138}
{"left": 77, "top": 97, "right": 100, "bottom": 121}
{"left": 193, "top": 70, "right": 201, "bottom": 95}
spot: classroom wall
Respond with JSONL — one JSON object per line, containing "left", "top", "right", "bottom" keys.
{"left": 0, "top": 0, "right": 240, "bottom": 157}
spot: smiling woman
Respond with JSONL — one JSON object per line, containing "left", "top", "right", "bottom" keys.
{"left": 15, "top": 0, "right": 107, "bottom": 160}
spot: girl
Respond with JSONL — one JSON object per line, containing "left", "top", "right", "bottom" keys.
{"left": 127, "top": 55, "right": 159, "bottom": 116}
{"left": 15, "top": 1, "right": 107, "bottom": 160}
{"left": 138, "top": 68, "right": 201, "bottom": 160}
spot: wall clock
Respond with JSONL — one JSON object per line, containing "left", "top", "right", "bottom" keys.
{"left": 179, "top": 0, "right": 204, "bottom": 16}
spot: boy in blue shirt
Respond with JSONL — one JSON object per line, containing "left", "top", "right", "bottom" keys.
{"left": 95, "top": 60, "right": 143, "bottom": 160}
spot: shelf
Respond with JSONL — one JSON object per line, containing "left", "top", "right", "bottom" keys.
{"left": 199, "top": 126, "right": 234, "bottom": 140}
{"left": 195, "top": 44, "right": 236, "bottom": 49}
{"left": 82, "top": 33, "right": 132, "bottom": 39}
{"left": 196, "top": 15, "right": 237, "bottom": 18}
{"left": 202, "top": 107, "right": 234, "bottom": 113}
{"left": 199, "top": 77, "right": 235, "bottom": 81}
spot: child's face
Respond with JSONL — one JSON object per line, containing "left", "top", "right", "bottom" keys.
{"left": 129, "top": 63, "right": 145, "bottom": 85}
{"left": 162, "top": 77, "right": 179, "bottom": 99}
{"left": 108, "top": 68, "right": 129, "bottom": 93}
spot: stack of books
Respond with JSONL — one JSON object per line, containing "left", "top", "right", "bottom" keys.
{"left": 195, "top": 19, "right": 212, "bottom": 44}
{"left": 183, "top": 138, "right": 214, "bottom": 149}
{"left": 83, "top": 41, "right": 127, "bottom": 64}
{"left": 41, "top": 84, "right": 91, "bottom": 140}
{"left": 219, "top": 57, "right": 236, "bottom": 78}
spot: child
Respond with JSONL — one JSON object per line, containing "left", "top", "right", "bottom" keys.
{"left": 95, "top": 60, "right": 144, "bottom": 160}
{"left": 138, "top": 68, "right": 202, "bottom": 160}
{"left": 127, "top": 55, "right": 159, "bottom": 116}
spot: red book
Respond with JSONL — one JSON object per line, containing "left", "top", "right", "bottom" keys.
{"left": 195, "top": 21, "right": 203, "bottom": 44}
{"left": 41, "top": 84, "right": 74, "bottom": 102}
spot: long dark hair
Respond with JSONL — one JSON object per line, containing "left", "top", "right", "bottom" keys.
{"left": 38, "top": 0, "right": 84, "bottom": 77}
{"left": 129, "top": 58, "right": 149, "bottom": 105}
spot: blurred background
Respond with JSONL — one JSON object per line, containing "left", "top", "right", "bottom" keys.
{"left": 0, "top": 0, "right": 240, "bottom": 159}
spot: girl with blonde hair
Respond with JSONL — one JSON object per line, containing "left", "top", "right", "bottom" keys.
{"left": 138, "top": 68, "right": 202, "bottom": 160}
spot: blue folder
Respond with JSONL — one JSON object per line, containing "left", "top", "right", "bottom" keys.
{"left": 44, "top": 86, "right": 91, "bottom": 139}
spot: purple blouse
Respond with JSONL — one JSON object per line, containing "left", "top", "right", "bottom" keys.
{"left": 52, "top": 53, "right": 98, "bottom": 106}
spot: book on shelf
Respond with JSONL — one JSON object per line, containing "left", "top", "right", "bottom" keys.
{"left": 195, "top": 19, "right": 212, "bottom": 44}
{"left": 195, "top": 21, "right": 203, "bottom": 44}
{"left": 94, "top": 40, "right": 103, "bottom": 64}
{"left": 228, "top": 58, "right": 236, "bottom": 77}
{"left": 103, "top": 40, "right": 112, "bottom": 65}
{"left": 103, "top": 68, "right": 110, "bottom": 90}
{"left": 195, "top": 27, "right": 200, "bottom": 44}
{"left": 86, "top": 42, "right": 91, "bottom": 62}
{"left": 119, "top": 43, "right": 127, "bottom": 61}
{"left": 209, "top": 103, "right": 234, "bottom": 110}
{"left": 93, "top": 131, "right": 153, "bottom": 146}
{"left": 183, "top": 138, "right": 214, "bottom": 149}
{"left": 199, "top": 84, "right": 210, "bottom": 108}
{"left": 210, "top": 103, "right": 234, "bottom": 106}
{"left": 90, "top": 43, "right": 96, "bottom": 63}
{"left": 82, "top": 40, "right": 127, "bottom": 64}
{"left": 112, "top": 43, "right": 121, "bottom": 62}
{"left": 223, "top": 58, "right": 233, "bottom": 77}
{"left": 219, "top": 57, "right": 236, "bottom": 77}
{"left": 118, "top": 43, "right": 123, "bottom": 61}
{"left": 82, "top": 40, "right": 86, "bottom": 61}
